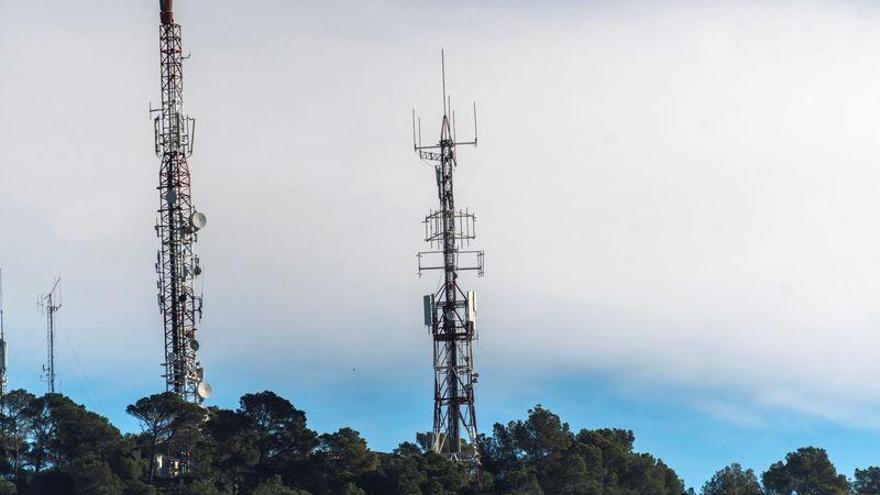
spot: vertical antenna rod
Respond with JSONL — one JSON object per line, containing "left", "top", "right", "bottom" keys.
{"left": 151, "top": 0, "right": 211, "bottom": 407}
{"left": 0, "top": 269, "right": 7, "bottom": 401}
{"left": 40, "top": 278, "right": 61, "bottom": 395}
{"left": 413, "top": 52, "right": 485, "bottom": 485}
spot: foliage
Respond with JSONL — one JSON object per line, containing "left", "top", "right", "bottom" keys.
{"left": 252, "top": 475, "right": 309, "bottom": 495}
{"left": 0, "top": 390, "right": 872, "bottom": 495}
{"left": 701, "top": 463, "right": 762, "bottom": 495}
{"left": 479, "top": 405, "right": 685, "bottom": 494}
{"left": 126, "top": 392, "right": 205, "bottom": 483}
{"left": 762, "top": 447, "right": 849, "bottom": 495}
{"left": 854, "top": 466, "right": 880, "bottom": 495}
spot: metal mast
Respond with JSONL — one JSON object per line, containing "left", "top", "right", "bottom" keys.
{"left": 413, "top": 51, "right": 484, "bottom": 480}
{"left": 40, "top": 278, "right": 61, "bottom": 395}
{"left": 0, "top": 269, "right": 7, "bottom": 400}
{"left": 151, "top": 0, "right": 210, "bottom": 405}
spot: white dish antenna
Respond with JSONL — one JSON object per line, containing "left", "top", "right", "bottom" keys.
{"left": 190, "top": 211, "right": 207, "bottom": 230}
{"left": 197, "top": 382, "right": 213, "bottom": 400}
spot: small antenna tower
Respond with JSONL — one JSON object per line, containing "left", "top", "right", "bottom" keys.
{"left": 0, "top": 269, "right": 8, "bottom": 401}
{"left": 150, "top": 0, "right": 211, "bottom": 409}
{"left": 40, "top": 278, "right": 61, "bottom": 395}
{"left": 412, "top": 51, "right": 485, "bottom": 484}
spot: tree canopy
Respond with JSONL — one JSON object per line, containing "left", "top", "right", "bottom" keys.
{"left": 0, "top": 389, "right": 872, "bottom": 494}
{"left": 701, "top": 463, "right": 762, "bottom": 495}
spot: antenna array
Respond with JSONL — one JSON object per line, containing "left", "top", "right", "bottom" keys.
{"left": 413, "top": 51, "right": 485, "bottom": 484}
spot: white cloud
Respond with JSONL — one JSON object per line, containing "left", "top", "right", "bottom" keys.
{"left": 3, "top": 0, "right": 880, "bottom": 426}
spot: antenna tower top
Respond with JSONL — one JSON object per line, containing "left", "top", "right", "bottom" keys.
{"left": 159, "top": 0, "right": 174, "bottom": 25}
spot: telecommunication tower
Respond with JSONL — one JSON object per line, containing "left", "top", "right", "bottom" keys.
{"left": 412, "top": 52, "right": 485, "bottom": 480}
{"left": 40, "top": 278, "right": 61, "bottom": 395}
{"left": 151, "top": 0, "right": 211, "bottom": 405}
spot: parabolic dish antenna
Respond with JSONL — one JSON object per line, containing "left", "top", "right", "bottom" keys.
{"left": 165, "top": 189, "right": 177, "bottom": 206}
{"left": 189, "top": 339, "right": 199, "bottom": 351}
{"left": 190, "top": 211, "right": 207, "bottom": 230}
{"left": 197, "top": 382, "right": 213, "bottom": 400}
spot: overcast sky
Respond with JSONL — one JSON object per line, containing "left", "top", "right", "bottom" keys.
{"left": 5, "top": 0, "right": 880, "bottom": 488}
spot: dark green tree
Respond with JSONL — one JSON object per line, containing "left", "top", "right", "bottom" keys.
{"left": 311, "top": 428, "right": 378, "bottom": 494}
{"left": 853, "top": 467, "right": 880, "bottom": 495}
{"left": 126, "top": 392, "right": 205, "bottom": 482}
{"left": 239, "top": 391, "right": 317, "bottom": 464}
{"left": 1, "top": 389, "right": 37, "bottom": 481}
{"left": 252, "top": 475, "right": 310, "bottom": 495}
{"left": 201, "top": 408, "right": 260, "bottom": 493}
{"left": 762, "top": 447, "right": 849, "bottom": 495}
{"left": 18, "top": 394, "right": 141, "bottom": 494}
{"left": 701, "top": 463, "right": 761, "bottom": 495}
{"left": 481, "top": 405, "right": 684, "bottom": 495}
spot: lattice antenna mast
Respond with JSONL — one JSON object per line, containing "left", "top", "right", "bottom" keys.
{"left": 39, "top": 278, "right": 61, "bottom": 395}
{"left": 0, "top": 269, "right": 7, "bottom": 401}
{"left": 412, "top": 51, "right": 484, "bottom": 482}
{"left": 150, "top": 0, "right": 211, "bottom": 406}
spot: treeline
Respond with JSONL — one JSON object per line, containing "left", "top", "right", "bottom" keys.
{"left": 0, "top": 390, "right": 873, "bottom": 494}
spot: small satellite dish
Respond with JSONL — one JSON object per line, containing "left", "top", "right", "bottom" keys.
{"left": 190, "top": 211, "right": 207, "bottom": 230}
{"left": 197, "top": 382, "right": 213, "bottom": 400}
{"left": 193, "top": 265, "right": 202, "bottom": 276}
{"left": 189, "top": 339, "right": 199, "bottom": 351}
{"left": 165, "top": 189, "right": 177, "bottom": 206}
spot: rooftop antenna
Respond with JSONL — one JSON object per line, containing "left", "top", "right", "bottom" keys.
{"left": 150, "top": 0, "right": 210, "bottom": 414}
{"left": 39, "top": 277, "right": 61, "bottom": 395}
{"left": 412, "top": 51, "right": 484, "bottom": 487}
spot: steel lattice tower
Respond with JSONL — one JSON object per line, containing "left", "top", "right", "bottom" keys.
{"left": 40, "top": 278, "right": 60, "bottom": 395}
{"left": 413, "top": 52, "right": 484, "bottom": 481}
{"left": 152, "top": 0, "right": 210, "bottom": 405}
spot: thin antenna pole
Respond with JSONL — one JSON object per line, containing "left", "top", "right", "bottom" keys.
{"left": 412, "top": 109, "right": 417, "bottom": 151}
{"left": 0, "top": 268, "right": 6, "bottom": 401}
{"left": 473, "top": 102, "right": 478, "bottom": 146}
{"left": 441, "top": 49, "right": 447, "bottom": 117}
{"left": 452, "top": 109, "right": 457, "bottom": 143}
{"left": 1, "top": 268, "right": 5, "bottom": 342}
